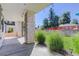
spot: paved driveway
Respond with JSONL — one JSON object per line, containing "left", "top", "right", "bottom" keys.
{"left": 0, "top": 37, "right": 34, "bottom": 56}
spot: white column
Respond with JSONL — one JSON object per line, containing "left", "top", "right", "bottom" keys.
{"left": 15, "top": 21, "right": 22, "bottom": 37}
{"left": 24, "top": 10, "right": 35, "bottom": 43}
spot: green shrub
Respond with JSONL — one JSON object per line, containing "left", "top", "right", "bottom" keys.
{"left": 35, "top": 30, "right": 79, "bottom": 54}
{"left": 72, "top": 33, "right": 79, "bottom": 54}
{"left": 35, "top": 30, "right": 45, "bottom": 44}
{"left": 46, "top": 31, "right": 64, "bottom": 51}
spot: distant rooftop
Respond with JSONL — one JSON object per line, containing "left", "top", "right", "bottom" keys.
{"left": 59, "top": 24, "right": 77, "bottom": 27}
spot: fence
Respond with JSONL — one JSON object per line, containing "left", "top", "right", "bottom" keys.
{"left": 48, "top": 26, "right": 79, "bottom": 30}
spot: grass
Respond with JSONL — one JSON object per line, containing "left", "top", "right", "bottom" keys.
{"left": 72, "top": 33, "right": 79, "bottom": 54}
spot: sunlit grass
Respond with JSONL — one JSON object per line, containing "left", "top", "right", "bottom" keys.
{"left": 63, "top": 37, "right": 74, "bottom": 51}
{"left": 72, "top": 33, "right": 79, "bottom": 54}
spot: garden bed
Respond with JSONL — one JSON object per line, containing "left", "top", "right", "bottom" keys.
{"left": 35, "top": 30, "right": 79, "bottom": 56}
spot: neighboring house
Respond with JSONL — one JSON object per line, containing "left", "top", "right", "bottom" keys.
{"left": 48, "top": 24, "right": 79, "bottom": 30}
{"left": 48, "top": 24, "right": 79, "bottom": 36}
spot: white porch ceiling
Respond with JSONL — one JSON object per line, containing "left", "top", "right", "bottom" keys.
{"left": 1, "top": 3, "right": 50, "bottom": 21}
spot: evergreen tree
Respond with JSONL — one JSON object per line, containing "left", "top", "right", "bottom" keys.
{"left": 54, "top": 15, "right": 59, "bottom": 27}
{"left": 62, "top": 12, "right": 71, "bottom": 24}
{"left": 48, "top": 8, "right": 59, "bottom": 27}
{"left": 49, "top": 8, "right": 55, "bottom": 27}
{"left": 43, "top": 18, "right": 49, "bottom": 29}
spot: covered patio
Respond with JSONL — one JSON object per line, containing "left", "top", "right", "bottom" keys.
{"left": 0, "top": 3, "right": 50, "bottom": 56}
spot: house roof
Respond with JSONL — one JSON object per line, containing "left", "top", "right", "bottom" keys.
{"left": 59, "top": 24, "right": 77, "bottom": 27}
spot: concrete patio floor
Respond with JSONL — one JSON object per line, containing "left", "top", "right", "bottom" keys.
{"left": 0, "top": 37, "right": 34, "bottom": 56}
{"left": 0, "top": 37, "right": 63, "bottom": 56}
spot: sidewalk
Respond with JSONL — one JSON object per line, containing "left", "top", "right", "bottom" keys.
{"left": 31, "top": 44, "right": 62, "bottom": 56}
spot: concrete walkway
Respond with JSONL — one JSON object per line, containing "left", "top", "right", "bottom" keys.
{"left": 0, "top": 37, "right": 63, "bottom": 56}
{"left": 31, "top": 44, "right": 63, "bottom": 56}
{"left": 0, "top": 37, "right": 34, "bottom": 56}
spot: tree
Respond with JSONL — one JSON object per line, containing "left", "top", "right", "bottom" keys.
{"left": 71, "top": 19, "right": 78, "bottom": 24}
{"left": 43, "top": 18, "right": 49, "bottom": 29}
{"left": 62, "top": 12, "right": 71, "bottom": 24}
{"left": 54, "top": 15, "right": 59, "bottom": 27}
{"left": 59, "top": 17, "right": 64, "bottom": 24}
{"left": 48, "top": 8, "right": 59, "bottom": 27}
{"left": 49, "top": 8, "right": 55, "bottom": 27}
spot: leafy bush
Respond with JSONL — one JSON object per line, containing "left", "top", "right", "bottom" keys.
{"left": 46, "top": 31, "right": 64, "bottom": 51}
{"left": 35, "top": 30, "right": 45, "bottom": 44}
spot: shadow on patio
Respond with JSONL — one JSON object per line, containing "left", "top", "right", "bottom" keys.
{"left": 0, "top": 37, "right": 34, "bottom": 56}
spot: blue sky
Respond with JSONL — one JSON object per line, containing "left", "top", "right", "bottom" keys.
{"left": 35, "top": 3, "right": 79, "bottom": 27}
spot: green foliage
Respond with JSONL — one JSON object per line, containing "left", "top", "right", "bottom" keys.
{"left": 54, "top": 15, "right": 59, "bottom": 27}
{"left": 62, "top": 12, "right": 71, "bottom": 24}
{"left": 8, "top": 27, "right": 13, "bottom": 33}
{"left": 43, "top": 18, "right": 49, "bottom": 29}
{"left": 35, "top": 30, "right": 79, "bottom": 55}
{"left": 35, "top": 30, "right": 45, "bottom": 44}
{"left": 49, "top": 8, "right": 55, "bottom": 20}
{"left": 42, "top": 9, "right": 71, "bottom": 28}
{"left": 63, "top": 32, "right": 79, "bottom": 54}
{"left": 46, "top": 31, "right": 64, "bottom": 51}
{"left": 63, "top": 37, "right": 74, "bottom": 51}
{"left": 49, "top": 8, "right": 55, "bottom": 27}
{"left": 72, "top": 33, "right": 79, "bottom": 54}
{"left": 49, "top": 8, "right": 59, "bottom": 28}
{"left": 43, "top": 8, "right": 59, "bottom": 28}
